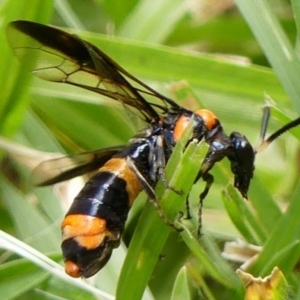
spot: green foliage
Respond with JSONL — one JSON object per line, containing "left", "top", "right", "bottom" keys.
{"left": 0, "top": 0, "right": 300, "bottom": 299}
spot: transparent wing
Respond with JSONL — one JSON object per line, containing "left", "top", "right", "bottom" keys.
{"left": 7, "top": 20, "right": 183, "bottom": 123}
{"left": 32, "top": 146, "right": 122, "bottom": 186}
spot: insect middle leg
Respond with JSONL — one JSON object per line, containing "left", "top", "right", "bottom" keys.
{"left": 197, "top": 172, "right": 214, "bottom": 237}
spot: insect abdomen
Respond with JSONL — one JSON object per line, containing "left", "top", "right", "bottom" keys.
{"left": 61, "top": 158, "right": 142, "bottom": 278}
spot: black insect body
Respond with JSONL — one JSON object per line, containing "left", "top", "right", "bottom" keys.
{"left": 6, "top": 20, "right": 300, "bottom": 278}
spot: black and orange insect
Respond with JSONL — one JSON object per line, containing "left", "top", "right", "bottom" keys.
{"left": 6, "top": 20, "right": 300, "bottom": 278}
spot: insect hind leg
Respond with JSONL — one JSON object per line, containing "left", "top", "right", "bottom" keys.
{"left": 155, "top": 135, "right": 183, "bottom": 196}
{"left": 126, "top": 157, "right": 182, "bottom": 232}
{"left": 158, "top": 167, "right": 183, "bottom": 196}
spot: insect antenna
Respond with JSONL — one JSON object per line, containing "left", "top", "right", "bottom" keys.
{"left": 255, "top": 107, "right": 300, "bottom": 153}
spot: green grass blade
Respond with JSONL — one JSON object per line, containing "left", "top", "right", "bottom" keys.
{"left": 291, "top": 0, "right": 300, "bottom": 45}
{"left": 117, "top": 0, "right": 188, "bottom": 43}
{"left": 222, "top": 184, "right": 267, "bottom": 244}
{"left": 179, "top": 224, "right": 238, "bottom": 288}
{"left": 0, "top": 230, "right": 112, "bottom": 300}
{"left": 0, "top": 0, "right": 53, "bottom": 136}
{"left": 171, "top": 267, "right": 191, "bottom": 300}
{"left": 0, "top": 176, "right": 60, "bottom": 252}
{"left": 100, "top": 0, "right": 138, "bottom": 28}
{"left": 235, "top": 0, "right": 300, "bottom": 112}
{"left": 54, "top": 0, "right": 85, "bottom": 30}
{"left": 250, "top": 181, "right": 300, "bottom": 276}
{"left": 0, "top": 259, "right": 50, "bottom": 300}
